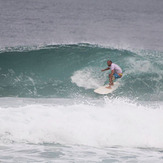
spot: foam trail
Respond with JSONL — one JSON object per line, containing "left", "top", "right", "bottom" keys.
{"left": 71, "top": 67, "right": 105, "bottom": 89}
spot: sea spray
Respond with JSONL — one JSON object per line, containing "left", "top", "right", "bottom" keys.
{"left": 0, "top": 97, "right": 163, "bottom": 148}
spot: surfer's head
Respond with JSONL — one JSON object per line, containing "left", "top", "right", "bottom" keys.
{"left": 107, "top": 60, "right": 112, "bottom": 66}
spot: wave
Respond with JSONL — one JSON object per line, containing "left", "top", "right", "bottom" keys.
{"left": 0, "top": 44, "right": 162, "bottom": 101}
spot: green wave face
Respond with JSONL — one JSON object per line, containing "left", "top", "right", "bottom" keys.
{"left": 0, "top": 44, "right": 162, "bottom": 101}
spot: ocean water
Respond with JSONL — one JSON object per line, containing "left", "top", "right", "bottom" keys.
{"left": 0, "top": 0, "right": 163, "bottom": 162}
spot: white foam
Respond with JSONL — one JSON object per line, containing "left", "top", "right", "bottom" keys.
{"left": 0, "top": 98, "right": 163, "bottom": 148}
{"left": 71, "top": 67, "right": 106, "bottom": 89}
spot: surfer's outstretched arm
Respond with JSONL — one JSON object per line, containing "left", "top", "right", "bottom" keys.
{"left": 101, "top": 67, "right": 110, "bottom": 71}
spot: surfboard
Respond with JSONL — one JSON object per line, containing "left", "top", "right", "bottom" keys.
{"left": 94, "top": 82, "right": 120, "bottom": 94}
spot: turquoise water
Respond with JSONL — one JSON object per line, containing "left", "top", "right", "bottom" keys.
{"left": 0, "top": 44, "right": 162, "bottom": 101}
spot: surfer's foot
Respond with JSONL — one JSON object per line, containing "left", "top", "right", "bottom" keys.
{"left": 106, "top": 85, "right": 112, "bottom": 89}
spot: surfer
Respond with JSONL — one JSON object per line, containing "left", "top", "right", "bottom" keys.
{"left": 101, "top": 60, "right": 122, "bottom": 89}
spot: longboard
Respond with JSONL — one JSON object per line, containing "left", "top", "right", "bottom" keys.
{"left": 94, "top": 82, "right": 120, "bottom": 94}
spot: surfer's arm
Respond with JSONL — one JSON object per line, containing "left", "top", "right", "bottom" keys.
{"left": 101, "top": 67, "right": 110, "bottom": 71}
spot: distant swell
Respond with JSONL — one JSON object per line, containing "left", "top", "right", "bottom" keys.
{"left": 0, "top": 44, "right": 162, "bottom": 101}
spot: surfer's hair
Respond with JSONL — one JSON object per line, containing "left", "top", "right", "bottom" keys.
{"left": 108, "top": 60, "right": 112, "bottom": 63}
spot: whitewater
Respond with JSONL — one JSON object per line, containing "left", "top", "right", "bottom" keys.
{"left": 0, "top": 0, "right": 163, "bottom": 162}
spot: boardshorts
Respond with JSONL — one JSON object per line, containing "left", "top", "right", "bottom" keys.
{"left": 113, "top": 73, "right": 122, "bottom": 79}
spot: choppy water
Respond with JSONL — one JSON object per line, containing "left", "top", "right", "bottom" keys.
{"left": 0, "top": 0, "right": 163, "bottom": 162}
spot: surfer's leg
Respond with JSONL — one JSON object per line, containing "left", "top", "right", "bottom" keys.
{"left": 109, "top": 74, "right": 114, "bottom": 86}
{"left": 107, "top": 73, "right": 120, "bottom": 89}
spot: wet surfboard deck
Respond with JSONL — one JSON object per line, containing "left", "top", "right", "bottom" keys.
{"left": 94, "top": 82, "right": 120, "bottom": 94}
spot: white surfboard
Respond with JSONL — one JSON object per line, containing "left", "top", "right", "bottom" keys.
{"left": 94, "top": 82, "right": 120, "bottom": 94}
